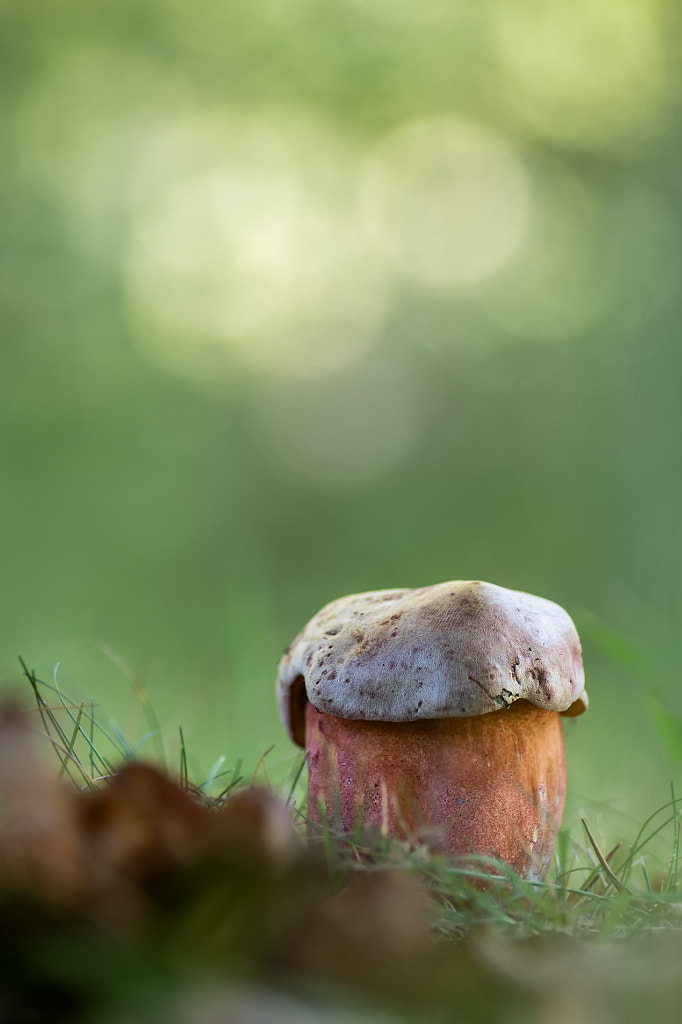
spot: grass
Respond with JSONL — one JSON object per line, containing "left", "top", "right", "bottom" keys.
{"left": 3, "top": 659, "right": 682, "bottom": 1022}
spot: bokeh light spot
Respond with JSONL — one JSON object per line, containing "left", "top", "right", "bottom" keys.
{"left": 491, "top": 0, "right": 669, "bottom": 146}
{"left": 361, "top": 117, "right": 530, "bottom": 290}
{"left": 125, "top": 114, "right": 390, "bottom": 381}
{"left": 421, "top": 167, "right": 682, "bottom": 357}
{"left": 476, "top": 166, "right": 602, "bottom": 342}
{"left": 16, "top": 48, "right": 181, "bottom": 259}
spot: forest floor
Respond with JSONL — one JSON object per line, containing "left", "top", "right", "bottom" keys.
{"left": 1, "top": 665, "right": 681, "bottom": 1023}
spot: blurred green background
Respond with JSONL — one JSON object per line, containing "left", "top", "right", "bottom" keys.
{"left": 2, "top": 0, "right": 681, "bottom": 830}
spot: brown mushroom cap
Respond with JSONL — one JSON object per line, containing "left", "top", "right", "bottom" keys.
{"left": 277, "top": 580, "right": 587, "bottom": 746}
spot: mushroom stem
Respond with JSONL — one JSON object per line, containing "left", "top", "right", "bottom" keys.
{"left": 305, "top": 699, "right": 566, "bottom": 880}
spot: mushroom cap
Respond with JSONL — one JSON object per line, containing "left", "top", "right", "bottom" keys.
{"left": 277, "top": 580, "right": 587, "bottom": 746}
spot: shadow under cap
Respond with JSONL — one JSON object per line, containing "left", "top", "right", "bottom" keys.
{"left": 277, "top": 580, "right": 588, "bottom": 747}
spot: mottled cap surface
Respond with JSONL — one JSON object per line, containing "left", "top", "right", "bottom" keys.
{"left": 277, "top": 580, "right": 587, "bottom": 746}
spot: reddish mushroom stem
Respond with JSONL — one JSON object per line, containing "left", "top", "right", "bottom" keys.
{"left": 306, "top": 699, "right": 566, "bottom": 880}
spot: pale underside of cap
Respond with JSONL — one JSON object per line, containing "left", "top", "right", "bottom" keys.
{"left": 277, "top": 580, "right": 588, "bottom": 747}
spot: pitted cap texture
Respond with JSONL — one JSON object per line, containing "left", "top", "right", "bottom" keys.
{"left": 277, "top": 580, "right": 587, "bottom": 746}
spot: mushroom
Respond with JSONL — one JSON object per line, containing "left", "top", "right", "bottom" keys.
{"left": 277, "top": 580, "right": 587, "bottom": 880}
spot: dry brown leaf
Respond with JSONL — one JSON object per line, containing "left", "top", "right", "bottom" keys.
{"left": 80, "top": 761, "right": 213, "bottom": 880}
{"left": 212, "top": 787, "right": 303, "bottom": 869}
{"left": 0, "top": 705, "right": 87, "bottom": 902}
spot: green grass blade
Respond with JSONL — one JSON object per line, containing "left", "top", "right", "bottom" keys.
{"left": 582, "top": 819, "right": 631, "bottom": 895}
{"left": 58, "top": 702, "right": 85, "bottom": 780}
{"left": 286, "top": 751, "right": 309, "bottom": 807}
{"left": 665, "top": 780, "right": 680, "bottom": 894}
{"left": 95, "top": 643, "right": 166, "bottom": 767}
{"left": 179, "top": 725, "right": 188, "bottom": 788}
